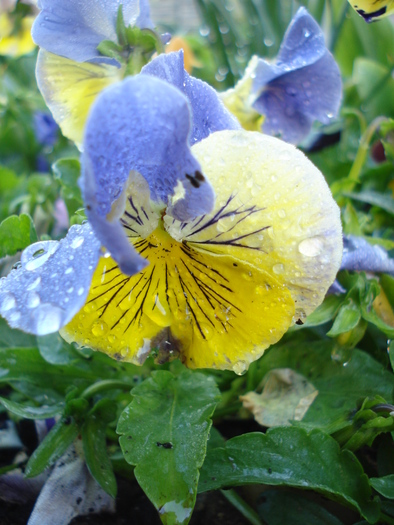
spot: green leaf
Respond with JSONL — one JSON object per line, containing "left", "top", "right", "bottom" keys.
{"left": 301, "top": 295, "right": 343, "bottom": 328}
{"left": 82, "top": 399, "right": 117, "bottom": 498}
{"left": 0, "top": 214, "right": 37, "bottom": 258}
{"left": 117, "top": 370, "right": 220, "bottom": 525}
{"left": 116, "top": 4, "right": 128, "bottom": 46}
{"left": 37, "top": 333, "right": 78, "bottom": 365}
{"left": 97, "top": 39, "right": 124, "bottom": 61}
{"left": 52, "top": 158, "right": 83, "bottom": 217}
{"left": 0, "top": 396, "right": 64, "bottom": 419}
{"left": 343, "top": 191, "right": 394, "bottom": 216}
{"left": 198, "top": 428, "right": 379, "bottom": 523}
{"left": 0, "top": 318, "right": 36, "bottom": 349}
{"left": 254, "top": 341, "right": 394, "bottom": 433}
{"left": 327, "top": 298, "right": 361, "bottom": 336}
{"left": 257, "top": 489, "right": 344, "bottom": 525}
{"left": 370, "top": 475, "right": 394, "bottom": 499}
{"left": 25, "top": 417, "right": 78, "bottom": 477}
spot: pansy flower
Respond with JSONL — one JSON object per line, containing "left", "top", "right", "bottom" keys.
{"left": 31, "top": 0, "right": 159, "bottom": 146}
{"left": 0, "top": 73, "right": 343, "bottom": 372}
{"left": 347, "top": 0, "right": 394, "bottom": 22}
{"left": 221, "top": 7, "right": 342, "bottom": 145}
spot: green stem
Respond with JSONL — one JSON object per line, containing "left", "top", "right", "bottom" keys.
{"left": 347, "top": 117, "right": 386, "bottom": 185}
{"left": 80, "top": 380, "right": 133, "bottom": 400}
{"left": 221, "top": 489, "right": 263, "bottom": 525}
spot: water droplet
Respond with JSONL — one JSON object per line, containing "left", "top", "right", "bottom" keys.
{"left": 233, "top": 361, "right": 248, "bottom": 375}
{"left": 67, "top": 287, "right": 74, "bottom": 294}
{"left": 91, "top": 320, "right": 109, "bottom": 337}
{"left": 273, "top": 263, "right": 284, "bottom": 274}
{"left": 9, "top": 311, "right": 21, "bottom": 323}
{"left": 77, "top": 287, "right": 84, "bottom": 296}
{"left": 27, "top": 277, "right": 41, "bottom": 291}
{"left": 298, "top": 237, "right": 324, "bottom": 257}
{"left": 71, "top": 236, "right": 84, "bottom": 249}
{"left": 12, "top": 262, "right": 22, "bottom": 270}
{"left": 277, "top": 209, "right": 286, "bottom": 218}
{"left": 65, "top": 267, "right": 73, "bottom": 275}
{"left": 304, "top": 28, "right": 311, "bottom": 37}
{"left": 35, "top": 305, "right": 62, "bottom": 335}
{"left": 196, "top": 323, "right": 214, "bottom": 341}
{"left": 1, "top": 294, "right": 16, "bottom": 312}
{"left": 27, "top": 292, "right": 40, "bottom": 309}
{"left": 264, "top": 37, "right": 273, "bottom": 47}
{"left": 199, "top": 26, "right": 210, "bottom": 37}
{"left": 25, "top": 243, "right": 59, "bottom": 271}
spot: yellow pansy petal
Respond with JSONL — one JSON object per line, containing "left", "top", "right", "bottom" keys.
{"left": 347, "top": 0, "right": 394, "bottom": 21}
{"left": 36, "top": 50, "right": 123, "bottom": 146}
{"left": 62, "top": 221, "right": 294, "bottom": 371}
{"left": 0, "top": 16, "right": 35, "bottom": 57}
{"left": 165, "top": 130, "right": 342, "bottom": 321}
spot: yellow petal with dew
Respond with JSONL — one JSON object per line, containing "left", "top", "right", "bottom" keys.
{"left": 36, "top": 50, "right": 123, "bottom": 147}
{"left": 165, "top": 130, "right": 342, "bottom": 322}
{"left": 347, "top": 0, "right": 394, "bottom": 21}
{"left": 61, "top": 221, "right": 294, "bottom": 371}
{"left": 0, "top": 15, "right": 35, "bottom": 57}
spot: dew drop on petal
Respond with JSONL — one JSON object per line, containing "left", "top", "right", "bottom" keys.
{"left": 27, "top": 292, "right": 41, "bottom": 309}
{"left": 65, "top": 267, "right": 73, "bottom": 275}
{"left": 9, "top": 311, "right": 21, "bottom": 323}
{"left": 1, "top": 293, "right": 16, "bottom": 312}
{"left": 27, "top": 277, "right": 41, "bottom": 291}
{"left": 298, "top": 237, "right": 324, "bottom": 257}
{"left": 71, "top": 236, "right": 84, "bottom": 249}
{"left": 91, "top": 320, "right": 109, "bottom": 337}
{"left": 34, "top": 305, "right": 63, "bottom": 335}
{"left": 233, "top": 361, "right": 248, "bottom": 376}
{"left": 77, "top": 287, "right": 84, "bottom": 296}
{"left": 25, "top": 244, "right": 59, "bottom": 271}
{"left": 273, "top": 263, "right": 285, "bottom": 274}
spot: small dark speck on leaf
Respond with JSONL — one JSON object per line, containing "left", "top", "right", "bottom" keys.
{"left": 295, "top": 319, "right": 304, "bottom": 325}
{"left": 157, "top": 442, "right": 173, "bottom": 449}
{"left": 268, "top": 468, "right": 272, "bottom": 474}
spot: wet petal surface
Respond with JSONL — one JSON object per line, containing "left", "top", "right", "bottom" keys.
{"left": 36, "top": 50, "right": 123, "bottom": 146}
{"left": 141, "top": 51, "right": 240, "bottom": 145}
{"left": 0, "top": 223, "right": 101, "bottom": 335}
{"left": 82, "top": 75, "right": 215, "bottom": 273}
{"left": 32, "top": 0, "right": 152, "bottom": 64}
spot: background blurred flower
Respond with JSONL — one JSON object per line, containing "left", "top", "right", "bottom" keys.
{"left": 0, "top": 0, "right": 36, "bottom": 57}
{"left": 347, "top": 0, "right": 394, "bottom": 22}
{"left": 221, "top": 7, "right": 342, "bottom": 145}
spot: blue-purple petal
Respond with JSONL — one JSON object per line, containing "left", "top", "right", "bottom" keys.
{"left": 341, "top": 236, "right": 394, "bottom": 275}
{"left": 254, "top": 52, "right": 342, "bottom": 144}
{"left": 141, "top": 51, "right": 240, "bottom": 145}
{"left": 276, "top": 7, "right": 326, "bottom": 71}
{"left": 32, "top": 0, "right": 153, "bottom": 64}
{"left": 0, "top": 223, "right": 101, "bottom": 335}
{"left": 81, "top": 75, "right": 215, "bottom": 271}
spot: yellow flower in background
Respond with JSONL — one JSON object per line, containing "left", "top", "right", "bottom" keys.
{"left": 347, "top": 0, "right": 394, "bottom": 21}
{"left": 0, "top": 1, "right": 36, "bottom": 57}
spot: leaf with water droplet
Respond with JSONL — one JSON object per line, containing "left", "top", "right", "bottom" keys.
{"left": 117, "top": 369, "right": 220, "bottom": 525}
{"left": 198, "top": 427, "right": 379, "bottom": 523}
{"left": 0, "top": 214, "right": 37, "bottom": 258}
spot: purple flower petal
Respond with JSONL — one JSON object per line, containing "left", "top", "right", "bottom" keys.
{"left": 32, "top": 0, "right": 154, "bottom": 65}
{"left": 231, "top": 7, "right": 342, "bottom": 144}
{"left": 81, "top": 74, "right": 215, "bottom": 273}
{"left": 0, "top": 223, "right": 101, "bottom": 335}
{"left": 254, "top": 53, "right": 342, "bottom": 144}
{"left": 275, "top": 7, "right": 326, "bottom": 71}
{"left": 341, "top": 236, "right": 394, "bottom": 275}
{"left": 141, "top": 51, "right": 240, "bottom": 144}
